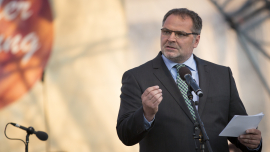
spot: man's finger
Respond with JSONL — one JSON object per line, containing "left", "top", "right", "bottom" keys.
{"left": 241, "top": 138, "right": 260, "bottom": 145}
{"left": 154, "top": 96, "right": 163, "bottom": 106}
{"left": 142, "top": 86, "right": 159, "bottom": 97}
{"left": 238, "top": 137, "right": 260, "bottom": 149}
{"left": 239, "top": 134, "right": 260, "bottom": 140}
{"left": 144, "top": 89, "right": 162, "bottom": 103}
{"left": 150, "top": 89, "right": 162, "bottom": 101}
{"left": 246, "top": 129, "right": 261, "bottom": 135}
{"left": 149, "top": 89, "right": 162, "bottom": 100}
{"left": 151, "top": 92, "right": 163, "bottom": 104}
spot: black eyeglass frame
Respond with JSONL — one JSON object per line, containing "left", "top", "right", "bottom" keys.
{"left": 161, "top": 28, "right": 199, "bottom": 37}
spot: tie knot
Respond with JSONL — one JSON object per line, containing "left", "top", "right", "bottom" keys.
{"left": 175, "top": 64, "right": 186, "bottom": 70}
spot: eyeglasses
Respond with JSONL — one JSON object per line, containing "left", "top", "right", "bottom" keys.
{"left": 161, "top": 28, "right": 199, "bottom": 38}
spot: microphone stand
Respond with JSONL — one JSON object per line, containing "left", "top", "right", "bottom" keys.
{"left": 25, "top": 127, "right": 35, "bottom": 152}
{"left": 187, "top": 87, "right": 213, "bottom": 152}
{"left": 26, "top": 134, "right": 30, "bottom": 152}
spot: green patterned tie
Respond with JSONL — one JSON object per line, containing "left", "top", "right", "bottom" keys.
{"left": 175, "top": 64, "right": 196, "bottom": 120}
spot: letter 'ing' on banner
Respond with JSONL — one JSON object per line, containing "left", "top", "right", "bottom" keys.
{"left": 0, "top": 0, "right": 53, "bottom": 108}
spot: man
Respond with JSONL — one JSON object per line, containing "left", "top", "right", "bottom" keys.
{"left": 116, "top": 8, "right": 262, "bottom": 152}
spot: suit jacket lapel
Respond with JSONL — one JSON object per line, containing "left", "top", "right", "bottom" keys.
{"left": 194, "top": 55, "right": 210, "bottom": 116}
{"left": 152, "top": 52, "right": 195, "bottom": 123}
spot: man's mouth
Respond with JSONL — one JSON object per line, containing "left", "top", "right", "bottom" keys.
{"left": 165, "top": 46, "right": 177, "bottom": 49}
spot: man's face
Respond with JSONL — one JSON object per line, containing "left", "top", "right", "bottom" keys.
{"left": 160, "top": 14, "right": 200, "bottom": 63}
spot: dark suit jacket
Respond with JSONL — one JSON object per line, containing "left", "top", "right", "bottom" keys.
{"left": 116, "top": 52, "right": 262, "bottom": 152}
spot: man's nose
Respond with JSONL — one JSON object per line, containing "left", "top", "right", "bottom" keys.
{"left": 168, "top": 32, "right": 177, "bottom": 41}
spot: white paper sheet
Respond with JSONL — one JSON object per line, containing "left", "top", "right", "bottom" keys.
{"left": 219, "top": 112, "right": 264, "bottom": 137}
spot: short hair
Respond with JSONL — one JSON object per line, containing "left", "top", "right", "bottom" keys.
{"left": 162, "top": 8, "right": 202, "bottom": 34}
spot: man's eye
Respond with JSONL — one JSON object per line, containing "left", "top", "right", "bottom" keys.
{"left": 176, "top": 32, "right": 187, "bottom": 37}
{"left": 164, "top": 31, "right": 171, "bottom": 34}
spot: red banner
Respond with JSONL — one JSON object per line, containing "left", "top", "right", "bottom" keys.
{"left": 0, "top": 0, "right": 53, "bottom": 108}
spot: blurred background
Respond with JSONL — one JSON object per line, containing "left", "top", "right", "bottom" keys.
{"left": 0, "top": 0, "right": 269, "bottom": 151}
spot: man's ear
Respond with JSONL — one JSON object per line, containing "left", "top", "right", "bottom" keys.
{"left": 193, "top": 35, "right": 200, "bottom": 48}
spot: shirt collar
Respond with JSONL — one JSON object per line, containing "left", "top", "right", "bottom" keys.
{"left": 161, "top": 54, "right": 197, "bottom": 71}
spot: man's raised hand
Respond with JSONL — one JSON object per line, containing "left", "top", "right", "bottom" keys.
{"left": 141, "top": 85, "right": 163, "bottom": 122}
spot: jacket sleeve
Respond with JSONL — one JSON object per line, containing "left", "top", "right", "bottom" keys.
{"left": 116, "top": 70, "right": 154, "bottom": 146}
{"left": 226, "top": 67, "right": 262, "bottom": 152}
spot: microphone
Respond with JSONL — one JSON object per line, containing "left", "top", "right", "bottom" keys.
{"left": 11, "top": 123, "right": 48, "bottom": 141}
{"left": 178, "top": 66, "right": 203, "bottom": 97}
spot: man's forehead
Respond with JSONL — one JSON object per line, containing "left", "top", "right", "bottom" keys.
{"left": 163, "top": 14, "right": 193, "bottom": 31}
{"left": 168, "top": 14, "right": 191, "bottom": 21}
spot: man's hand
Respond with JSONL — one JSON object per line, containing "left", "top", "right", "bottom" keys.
{"left": 141, "top": 86, "right": 163, "bottom": 122}
{"left": 238, "top": 129, "right": 261, "bottom": 149}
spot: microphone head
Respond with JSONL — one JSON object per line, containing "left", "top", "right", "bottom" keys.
{"left": 35, "top": 131, "right": 48, "bottom": 141}
{"left": 178, "top": 66, "right": 192, "bottom": 80}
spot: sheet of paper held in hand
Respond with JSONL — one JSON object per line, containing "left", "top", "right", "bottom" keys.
{"left": 219, "top": 112, "right": 264, "bottom": 137}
